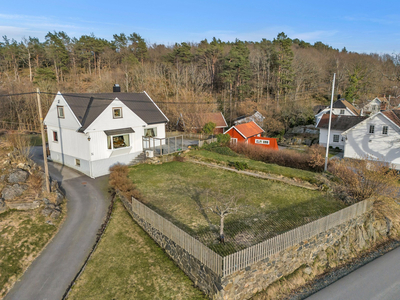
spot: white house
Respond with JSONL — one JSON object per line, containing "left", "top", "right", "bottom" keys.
{"left": 362, "top": 97, "right": 388, "bottom": 115}
{"left": 315, "top": 99, "right": 360, "bottom": 126}
{"left": 317, "top": 114, "right": 367, "bottom": 150}
{"left": 234, "top": 111, "right": 265, "bottom": 127}
{"left": 342, "top": 110, "right": 400, "bottom": 169}
{"left": 44, "top": 91, "right": 168, "bottom": 178}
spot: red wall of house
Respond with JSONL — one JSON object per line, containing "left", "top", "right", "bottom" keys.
{"left": 248, "top": 136, "right": 279, "bottom": 150}
{"left": 225, "top": 128, "right": 246, "bottom": 142}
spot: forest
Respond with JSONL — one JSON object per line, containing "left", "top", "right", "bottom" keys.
{"left": 0, "top": 31, "right": 399, "bottom": 136}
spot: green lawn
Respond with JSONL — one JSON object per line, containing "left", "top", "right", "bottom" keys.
{"left": 0, "top": 209, "right": 62, "bottom": 298}
{"left": 68, "top": 199, "right": 206, "bottom": 300}
{"left": 129, "top": 161, "right": 345, "bottom": 255}
{"left": 185, "top": 149, "right": 321, "bottom": 184}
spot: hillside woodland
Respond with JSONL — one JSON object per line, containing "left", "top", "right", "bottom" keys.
{"left": 1, "top": 32, "right": 399, "bottom": 136}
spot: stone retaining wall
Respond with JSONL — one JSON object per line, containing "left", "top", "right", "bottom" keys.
{"left": 217, "top": 210, "right": 387, "bottom": 300}
{"left": 120, "top": 192, "right": 386, "bottom": 300}
{"left": 119, "top": 195, "right": 221, "bottom": 297}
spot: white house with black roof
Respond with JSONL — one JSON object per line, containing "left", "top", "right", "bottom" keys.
{"left": 44, "top": 90, "right": 168, "bottom": 178}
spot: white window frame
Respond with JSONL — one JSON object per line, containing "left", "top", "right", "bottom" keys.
{"left": 339, "top": 109, "right": 345, "bottom": 115}
{"left": 113, "top": 107, "right": 123, "bottom": 119}
{"left": 53, "top": 131, "right": 58, "bottom": 142}
{"left": 231, "top": 138, "right": 238, "bottom": 145}
{"left": 333, "top": 134, "right": 340, "bottom": 143}
{"left": 369, "top": 125, "right": 375, "bottom": 134}
{"left": 107, "top": 134, "right": 131, "bottom": 150}
{"left": 75, "top": 159, "right": 81, "bottom": 167}
{"left": 57, "top": 106, "right": 65, "bottom": 118}
{"left": 144, "top": 127, "right": 157, "bottom": 137}
{"left": 382, "top": 126, "right": 388, "bottom": 135}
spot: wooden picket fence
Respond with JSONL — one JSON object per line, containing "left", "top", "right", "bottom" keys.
{"left": 129, "top": 196, "right": 372, "bottom": 278}
{"left": 130, "top": 197, "right": 223, "bottom": 276}
{"left": 221, "top": 199, "right": 373, "bottom": 276}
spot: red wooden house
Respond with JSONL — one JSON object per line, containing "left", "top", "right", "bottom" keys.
{"left": 224, "top": 121, "right": 278, "bottom": 150}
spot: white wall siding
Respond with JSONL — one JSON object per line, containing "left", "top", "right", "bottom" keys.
{"left": 91, "top": 150, "right": 143, "bottom": 178}
{"left": 49, "top": 151, "right": 91, "bottom": 176}
{"left": 319, "top": 129, "right": 345, "bottom": 149}
{"left": 47, "top": 126, "right": 90, "bottom": 160}
{"left": 344, "top": 114, "right": 400, "bottom": 169}
{"left": 44, "top": 94, "right": 81, "bottom": 130}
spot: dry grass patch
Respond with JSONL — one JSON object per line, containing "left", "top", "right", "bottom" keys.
{"left": 67, "top": 199, "right": 206, "bottom": 300}
{"left": 0, "top": 207, "right": 65, "bottom": 298}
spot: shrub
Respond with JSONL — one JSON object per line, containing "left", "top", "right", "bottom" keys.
{"left": 328, "top": 158, "right": 399, "bottom": 203}
{"left": 216, "top": 133, "right": 231, "bottom": 145}
{"left": 228, "top": 161, "right": 248, "bottom": 170}
{"left": 109, "top": 163, "right": 141, "bottom": 200}
{"left": 230, "top": 143, "right": 325, "bottom": 172}
{"left": 203, "top": 122, "right": 216, "bottom": 134}
{"left": 6, "top": 133, "right": 31, "bottom": 162}
{"left": 212, "top": 146, "right": 238, "bottom": 157}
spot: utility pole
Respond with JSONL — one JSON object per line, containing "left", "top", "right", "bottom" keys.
{"left": 324, "top": 73, "right": 336, "bottom": 172}
{"left": 37, "top": 88, "right": 51, "bottom": 193}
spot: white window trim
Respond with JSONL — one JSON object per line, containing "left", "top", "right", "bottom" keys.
{"left": 333, "top": 134, "right": 340, "bottom": 143}
{"left": 57, "top": 106, "right": 65, "bottom": 118}
{"left": 144, "top": 127, "right": 157, "bottom": 137}
{"left": 369, "top": 125, "right": 375, "bottom": 134}
{"left": 53, "top": 130, "right": 58, "bottom": 142}
{"left": 75, "top": 159, "right": 81, "bottom": 167}
{"left": 107, "top": 134, "right": 131, "bottom": 150}
{"left": 113, "top": 107, "right": 123, "bottom": 119}
{"left": 382, "top": 126, "right": 388, "bottom": 135}
{"left": 231, "top": 138, "right": 238, "bottom": 144}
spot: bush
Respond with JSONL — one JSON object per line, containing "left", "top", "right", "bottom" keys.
{"left": 216, "top": 133, "right": 231, "bottom": 145}
{"left": 228, "top": 161, "right": 248, "bottom": 170}
{"left": 109, "top": 163, "right": 141, "bottom": 200}
{"left": 212, "top": 146, "right": 238, "bottom": 157}
{"left": 328, "top": 158, "right": 399, "bottom": 203}
{"left": 6, "top": 133, "right": 32, "bottom": 162}
{"left": 203, "top": 122, "right": 216, "bottom": 134}
{"left": 230, "top": 143, "right": 325, "bottom": 172}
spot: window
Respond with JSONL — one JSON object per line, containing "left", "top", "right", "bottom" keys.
{"left": 231, "top": 138, "right": 238, "bottom": 145}
{"left": 144, "top": 127, "right": 157, "bottom": 137}
{"left": 340, "top": 109, "right": 345, "bottom": 115}
{"left": 369, "top": 125, "right": 375, "bottom": 134}
{"left": 113, "top": 107, "right": 122, "bottom": 119}
{"left": 53, "top": 131, "right": 58, "bottom": 142}
{"left": 75, "top": 159, "right": 81, "bottom": 167}
{"left": 57, "top": 106, "right": 65, "bottom": 118}
{"left": 107, "top": 134, "right": 130, "bottom": 149}
{"left": 333, "top": 134, "right": 340, "bottom": 143}
{"left": 255, "top": 139, "right": 270, "bottom": 145}
{"left": 382, "top": 126, "right": 388, "bottom": 135}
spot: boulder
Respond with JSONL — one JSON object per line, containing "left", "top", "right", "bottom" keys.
{"left": 6, "top": 201, "right": 40, "bottom": 210}
{"left": 55, "top": 191, "right": 64, "bottom": 205}
{"left": 8, "top": 169, "right": 29, "bottom": 183}
{"left": 1, "top": 184, "right": 28, "bottom": 200}
{"left": 0, "top": 198, "right": 7, "bottom": 213}
{"left": 41, "top": 207, "right": 53, "bottom": 216}
{"left": 0, "top": 174, "right": 5, "bottom": 182}
{"left": 303, "top": 266, "right": 313, "bottom": 275}
{"left": 50, "top": 210, "right": 61, "bottom": 220}
{"left": 42, "top": 197, "right": 50, "bottom": 205}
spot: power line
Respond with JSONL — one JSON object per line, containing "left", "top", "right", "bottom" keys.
{"left": 0, "top": 92, "right": 37, "bottom": 98}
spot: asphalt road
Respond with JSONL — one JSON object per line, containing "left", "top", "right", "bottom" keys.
{"left": 307, "top": 245, "right": 400, "bottom": 300}
{"left": 5, "top": 147, "right": 110, "bottom": 300}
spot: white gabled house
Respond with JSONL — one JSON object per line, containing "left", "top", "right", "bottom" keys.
{"left": 362, "top": 97, "right": 388, "bottom": 115}
{"left": 44, "top": 91, "right": 168, "bottom": 178}
{"left": 342, "top": 110, "right": 400, "bottom": 169}
{"left": 317, "top": 114, "right": 367, "bottom": 150}
{"left": 315, "top": 98, "right": 360, "bottom": 126}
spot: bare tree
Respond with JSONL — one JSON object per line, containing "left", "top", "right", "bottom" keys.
{"left": 202, "top": 190, "right": 245, "bottom": 243}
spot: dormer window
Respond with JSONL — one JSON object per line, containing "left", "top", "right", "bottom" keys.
{"left": 113, "top": 107, "right": 122, "bottom": 119}
{"left": 57, "top": 106, "right": 65, "bottom": 118}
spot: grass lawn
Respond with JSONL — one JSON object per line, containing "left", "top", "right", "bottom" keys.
{"left": 67, "top": 199, "right": 206, "bottom": 300}
{"left": 129, "top": 161, "right": 345, "bottom": 256}
{"left": 185, "top": 149, "right": 321, "bottom": 184}
{"left": 0, "top": 208, "right": 63, "bottom": 298}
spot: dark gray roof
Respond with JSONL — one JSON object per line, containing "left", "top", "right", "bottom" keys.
{"left": 104, "top": 128, "right": 135, "bottom": 136}
{"left": 61, "top": 92, "right": 168, "bottom": 131}
{"left": 317, "top": 114, "right": 367, "bottom": 131}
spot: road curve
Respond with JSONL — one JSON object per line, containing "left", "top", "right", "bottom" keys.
{"left": 307, "top": 245, "right": 400, "bottom": 300}
{"left": 4, "top": 147, "right": 110, "bottom": 300}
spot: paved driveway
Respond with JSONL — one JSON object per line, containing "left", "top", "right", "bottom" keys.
{"left": 5, "top": 147, "right": 110, "bottom": 300}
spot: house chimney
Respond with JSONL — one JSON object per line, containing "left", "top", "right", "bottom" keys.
{"left": 337, "top": 94, "right": 341, "bottom": 100}
{"left": 113, "top": 84, "right": 121, "bottom": 93}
